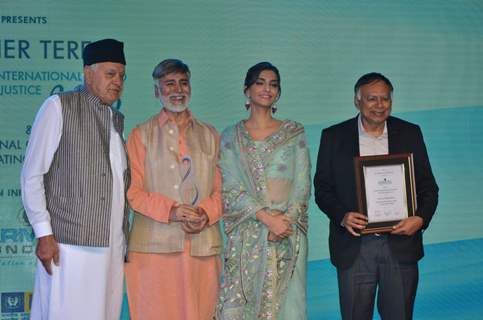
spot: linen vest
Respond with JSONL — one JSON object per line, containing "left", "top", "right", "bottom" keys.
{"left": 128, "top": 114, "right": 222, "bottom": 256}
{"left": 44, "top": 86, "right": 130, "bottom": 247}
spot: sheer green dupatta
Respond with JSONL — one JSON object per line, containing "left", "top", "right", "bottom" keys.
{"left": 274, "top": 122, "right": 311, "bottom": 320}
{"left": 217, "top": 122, "right": 269, "bottom": 319}
{"left": 217, "top": 121, "right": 311, "bottom": 320}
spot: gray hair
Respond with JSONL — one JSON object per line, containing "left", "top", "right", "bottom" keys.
{"left": 152, "top": 59, "right": 190, "bottom": 80}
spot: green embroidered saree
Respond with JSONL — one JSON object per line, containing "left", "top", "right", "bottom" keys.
{"left": 217, "top": 120, "right": 311, "bottom": 320}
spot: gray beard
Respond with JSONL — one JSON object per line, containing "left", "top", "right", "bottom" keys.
{"left": 160, "top": 95, "right": 189, "bottom": 113}
{"left": 163, "top": 103, "right": 188, "bottom": 113}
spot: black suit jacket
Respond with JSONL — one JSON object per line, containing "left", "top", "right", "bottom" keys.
{"left": 314, "top": 116, "right": 439, "bottom": 269}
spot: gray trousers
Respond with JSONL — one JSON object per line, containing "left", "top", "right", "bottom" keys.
{"left": 337, "top": 235, "right": 418, "bottom": 320}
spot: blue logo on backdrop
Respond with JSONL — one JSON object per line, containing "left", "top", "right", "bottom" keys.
{"left": 1, "top": 292, "right": 24, "bottom": 313}
{"left": 50, "top": 84, "right": 64, "bottom": 96}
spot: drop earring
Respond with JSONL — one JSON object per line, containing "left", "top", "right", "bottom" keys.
{"left": 245, "top": 97, "right": 250, "bottom": 110}
{"left": 271, "top": 104, "right": 278, "bottom": 113}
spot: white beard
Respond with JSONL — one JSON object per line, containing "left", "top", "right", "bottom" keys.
{"left": 160, "top": 94, "right": 190, "bottom": 113}
{"left": 164, "top": 103, "right": 188, "bottom": 113}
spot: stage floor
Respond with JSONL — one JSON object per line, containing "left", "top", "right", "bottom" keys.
{"left": 120, "top": 237, "right": 483, "bottom": 319}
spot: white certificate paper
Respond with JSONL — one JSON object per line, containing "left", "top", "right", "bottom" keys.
{"left": 363, "top": 164, "right": 408, "bottom": 223}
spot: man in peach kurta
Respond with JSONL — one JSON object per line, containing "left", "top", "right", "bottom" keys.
{"left": 125, "top": 59, "right": 222, "bottom": 320}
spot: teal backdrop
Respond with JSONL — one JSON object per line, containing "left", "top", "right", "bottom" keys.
{"left": 1, "top": 0, "right": 482, "bottom": 319}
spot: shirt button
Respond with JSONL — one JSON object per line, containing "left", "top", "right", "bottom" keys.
{"left": 170, "top": 164, "right": 176, "bottom": 169}
{"left": 168, "top": 129, "right": 174, "bottom": 134}
{"left": 173, "top": 184, "right": 179, "bottom": 190}
{"left": 169, "top": 146, "right": 174, "bottom": 151}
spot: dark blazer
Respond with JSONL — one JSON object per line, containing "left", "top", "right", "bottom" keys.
{"left": 314, "top": 116, "right": 439, "bottom": 269}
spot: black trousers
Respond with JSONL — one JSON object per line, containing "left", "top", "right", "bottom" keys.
{"left": 337, "top": 235, "right": 419, "bottom": 320}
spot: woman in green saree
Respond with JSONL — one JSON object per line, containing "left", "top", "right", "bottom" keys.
{"left": 217, "top": 62, "right": 311, "bottom": 319}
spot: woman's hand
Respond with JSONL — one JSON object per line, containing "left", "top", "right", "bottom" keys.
{"left": 267, "top": 232, "right": 282, "bottom": 242}
{"left": 256, "top": 210, "right": 293, "bottom": 239}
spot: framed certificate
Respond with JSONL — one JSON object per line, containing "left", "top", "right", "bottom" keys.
{"left": 354, "top": 153, "right": 417, "bottom": 234}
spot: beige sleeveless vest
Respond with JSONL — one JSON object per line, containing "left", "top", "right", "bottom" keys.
{"left": 128, "top": 114, "right": 222, "bottom": 256}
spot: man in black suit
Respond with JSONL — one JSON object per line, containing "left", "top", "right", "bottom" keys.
{"left": 314, "top": 72, "right": 438, "bottom": 320}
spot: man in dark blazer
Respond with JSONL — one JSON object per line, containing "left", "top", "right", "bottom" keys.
{"left": 314, "top": 72, "right": 438, "bottom": 320}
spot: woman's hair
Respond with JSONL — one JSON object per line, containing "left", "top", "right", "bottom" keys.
{"left": 244, "top": 62, "right": 281, "bottom": 96}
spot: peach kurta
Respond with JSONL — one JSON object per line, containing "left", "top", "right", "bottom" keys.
{"left": 125, "top": 110, "right": 222, "bottom": 320}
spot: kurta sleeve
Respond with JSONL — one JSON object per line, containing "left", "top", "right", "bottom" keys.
{"left": 219, "top": 127, "right": 265, "bottom": 234}
{"left": 126, "top": 128, "right": 176, "bottom": 224}
{"left": 285, "top": 130, "right": 311, "bottom": 230}
{"left": 21, "top": 95, "right": 62, "bottom": 238}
